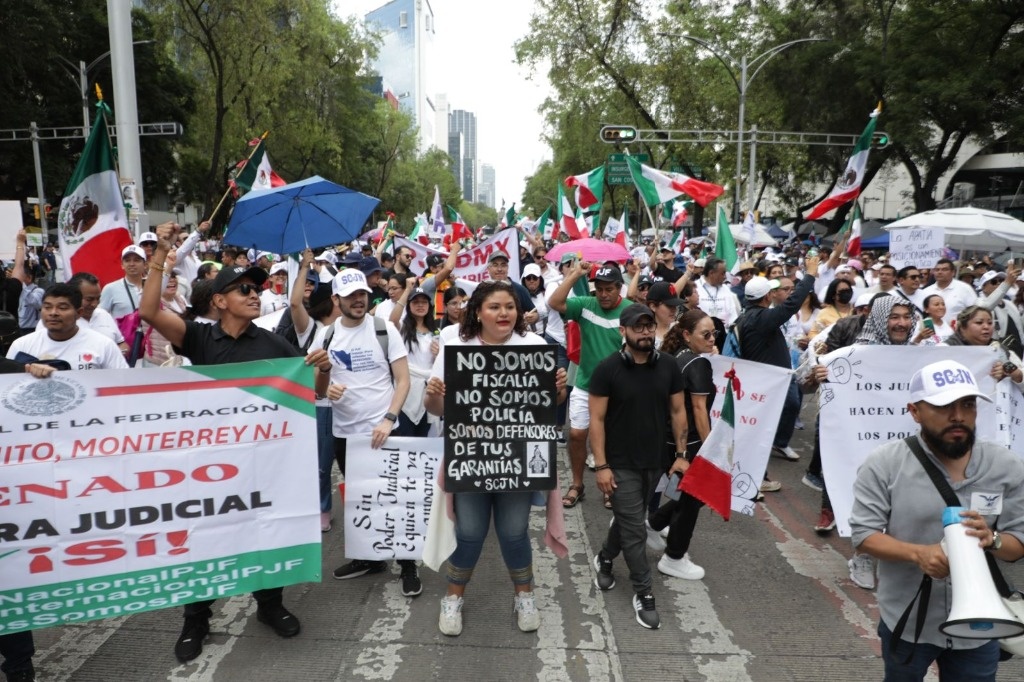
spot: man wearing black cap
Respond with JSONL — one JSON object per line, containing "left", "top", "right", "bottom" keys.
{"left": 140, "top": 224, "right": 331, "bottom": 663}
{"left": 485, "top": 250, "right": 537, "bottom": 323}
{"left": 358, "top": 256, "right": 388, "bottom": 312}
{"left": 652, "top": 246, "right": 683, "bottom": 283}
{"left": 549, "top": 261, "right": 631, "bottom": 509}
{"left": 588, "top": 303, "right": 687, "bottom": 630}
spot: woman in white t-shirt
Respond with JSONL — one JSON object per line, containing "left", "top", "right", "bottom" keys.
{"left": 394, "top": 283, "right": 439, "bottom": 437}
{"left": 424, "top": 281, "right": 567, "bottom": 638}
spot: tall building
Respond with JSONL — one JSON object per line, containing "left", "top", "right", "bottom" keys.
{"left": 449, "top": 109, "right": 477, "bottom": 202}
{"left": 448, "top": 131, "right": 464, "bottom": 189}
{"left": 479, "top": 164, "right": 496, "bottom": 208}
{"left": 434, "top": 93, "right": 449, "bottom": 152}
{"left": 365, "top": 0, "right": 437, "bottom": 150}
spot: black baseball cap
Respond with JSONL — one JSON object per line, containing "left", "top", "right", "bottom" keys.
{"left": 212, "top": 265, "right": 268, "bottom": 294}
{"left": 619, "top": 303, "right": 656, "bottom": 327}
{"left": 592, "top": 265, "right": 624, "bottom": 284}
{"left": 426, "top": 254, "right": 445, "bottom": 268}
{"left": 647, "top": 281, "right": 685, "bottom": 307}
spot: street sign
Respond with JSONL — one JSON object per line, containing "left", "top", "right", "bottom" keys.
{"left": 607, "top": 153, "right": 649, "bottom": 186}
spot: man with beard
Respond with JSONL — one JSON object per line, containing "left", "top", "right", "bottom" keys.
{"left": 588, "top": 304, "right": 687, "bottom": 630}
{"left": 849, "top": 360, "right": 1024, "bottom": 680}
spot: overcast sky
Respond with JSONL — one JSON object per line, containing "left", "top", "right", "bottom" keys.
{"left": 334, "top": 0, "right": 551, "bottom": 210}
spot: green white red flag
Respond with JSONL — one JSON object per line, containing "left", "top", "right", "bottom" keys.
{"left": 679, "top": 368, "right": 739, "bottom": 520}
{"left": 234, "top": 138, "right": 286, "bottom": 192}
{"left": 557, "top": 186, "right": 582, "bottom": 240}
{"left": 672, "top": 200, "right": 692, "bottom": 228}
{"left": 56, "top": 100, "right": 133, "bottom": 287}
{"left": 805, "top": 104, "right": 881, "bottom": 220}
{"left": 575, "top": 206, "right": 591, "bottom": 239}
{"left": 409, "top": 213, "right": 430, "bottom": 244}
{"left": 534, "top": 206, "right": 556, "bottom": 241}
{"left": 666, "top": 230, "right": 686, "bottom": 253}
{"left": 842, "top": 202, "right": 863, "bottom": 257}
{"left": 604, "top": 208, "right": 630, "bottom": 249}
{"left": 626, "top": 155, "right": 725, "bottom": 208}
{"left": 445, "top": 205, "right": 473, "bottom": 242}
{"left": 565, "top": 165, "right": 605, "bottom": 211}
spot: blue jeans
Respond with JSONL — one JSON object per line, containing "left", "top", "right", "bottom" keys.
{"left": 317, "top": 405, "right": 335, "bottom": 513}
{"left": 395, "top": 410, "right": 430, "bottom": 437}
{"left": 448, "top": 491, "right": 533, "bottom": 585}
{"left": 877, "top": 620, "right": 999, "bottom": 681}
{"left": 772, "top": 376, "right": 801, "bottom": 449}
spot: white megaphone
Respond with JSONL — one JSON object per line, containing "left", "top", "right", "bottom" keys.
{"left": 940, "top": 506, "right": 1024, "bottom": 639}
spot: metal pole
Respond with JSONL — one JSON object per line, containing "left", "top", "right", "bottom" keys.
{"left": 746, "top": 125, "right": 758, "bottom": 216}
{"left": 107, "top": 0, "right": 146, "bottom": 235}
{"left": 734, "top": 55, "right": 746, "bottom": 223}
{"left": 30, "top": 122, "right": 49, "bottom": 238}
{"left": 79, "top": 60, "right": 90, "bottom": 135}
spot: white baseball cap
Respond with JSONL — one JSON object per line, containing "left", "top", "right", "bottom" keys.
{"left": 137, "top": 232, "right": 158, "bottom": 244}
{"left": 744, "top": 276, "right": 779, "bottom": 300}
{"left": 332, "top": 269, "right": 373, "bottom": 297}
{"left": 121, "top": 245, "right": 146, "bottom": 260}
{"left": 269, "top": 262, "right": 289, "bottom": 276}
{"left": 315, "top": 250, "right": 338, "bottom": 265}
{"left": 978, "top": 270, "right": 1006, "bottom": 287}
{"left": 522, "top": 263, "right": 542, "bottom": 279}
{"left": 909, "top": 360, "right": 992, "bottom": 406}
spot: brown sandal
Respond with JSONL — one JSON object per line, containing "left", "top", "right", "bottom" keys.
{"left": 562, "top": 484, "right": 585, "bottom": 508}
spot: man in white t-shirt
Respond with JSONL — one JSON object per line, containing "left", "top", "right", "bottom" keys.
{"left": 35, "top": 273, "right": 129, "bottom": 356}
{"left": 99, "top": 245, "right": 147, "bottom": 320}
{"left": 695, "top": 257, "right": 741, "bottom": 326}
{"left": 313, "top": 269, "right": 418, "bottom": 594}
{"left": 921, "top": 257, "right": 978, "bottom": 326}
{"left": 7, "top": 283, "right": 127, "bottom": 370}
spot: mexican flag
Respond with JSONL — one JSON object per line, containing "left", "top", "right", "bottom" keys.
{"left": 679, "top": 368, "right": 738, "bottom": 520}
{"left": 536, "top": 206, "right": 557, "bottom": 241}
{"left": 446, "top": 205, "right": 473, "bottom": 242}
{"left": 672, "top": 200, "right": 692, "bottom": 228}
{"left": 409, "top": 213, "right": 430, "bottom": 245}
{"left": 56, "top": 101, "right": 133, "bottom": 287}
{"left": 565, "top": 165, "right": 605, "bottom": 211}
{"left": 715, "top": 204, "right": 738, "bottom": 271}
{"left": 842, "top": 202, "right": 863, "bottom": 257}
{"left": 234, "top": 138, "right": 286, "bottom": 192}
{"left": 500, "top": 203, "right": 517, "bottom": 229}
{"left": 666, "top": 230, "right": 686, "bottom": 253}
{"left": 557, "top": 186, "right": 582, "bottom": 240}
{"left": 575, "top": 206, "right": 591, "bottom": 239}
{"left": 805, "top": 104, "right": 881, "bottom": 220}
{"left": 626, "top": 155, "right": 725, "bottom": 208}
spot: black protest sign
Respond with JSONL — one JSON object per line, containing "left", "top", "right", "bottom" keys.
{"left": 443, "top": 345, "right": 558, "bottom": 493}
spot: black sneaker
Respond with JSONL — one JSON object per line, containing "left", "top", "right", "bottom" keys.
{"left": 174, "top": 615, "right": 210, "bottom": 662}
{"left": 399, "top": 561, "right": 422, "bottom": 597}
{"left": 632, "top": 592, "right": 660, "bottom": 630}
{"left": 333, "top": 559, "right": 387, "bottom": 580}
{"left": 593, "top": 553, "right": 615, "bottom": 591}
{"left": 5, "top": 668, "right": 35, "bottom": 682}
{"left": 256, "top": 602, "right": 301, "bottom": 637}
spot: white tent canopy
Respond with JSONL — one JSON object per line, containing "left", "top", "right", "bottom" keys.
{"left": 883, "top": 207, "right": 1024, "bottom": 251}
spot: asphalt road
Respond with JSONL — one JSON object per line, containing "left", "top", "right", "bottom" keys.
{"left": 25, "top": 406, "right": 1024, "bottom": 681}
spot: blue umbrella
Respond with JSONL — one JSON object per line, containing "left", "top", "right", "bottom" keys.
{"left": 223, "top": 175, "right": 380, "bottom": 253}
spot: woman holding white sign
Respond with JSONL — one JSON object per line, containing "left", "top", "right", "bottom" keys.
{"left": 424, "top": 281, "right": 568, "bottom": 637}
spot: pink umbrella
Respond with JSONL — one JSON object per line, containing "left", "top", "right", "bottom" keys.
{"left": 546, "top": 238, "right": 630, "bottom": 264}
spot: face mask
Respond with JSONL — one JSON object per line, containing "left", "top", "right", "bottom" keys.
{"left": 837, "top": 289, "right": 854, "bottom": 304}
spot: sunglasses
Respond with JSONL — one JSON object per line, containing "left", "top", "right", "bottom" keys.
{"left": 906, "top": 274, "right": 922, "bottom": 280}
{"left": 524, "top": 275, "right": 540, "bottom": 281}
{"left": 697, "top": 330, "right": 715, "bottom": 339}
{"left": 630, "top": 322, "right": 656, "bottom": 333}
{"left": 224, "top": 283, "right": 258, "bottom": 296}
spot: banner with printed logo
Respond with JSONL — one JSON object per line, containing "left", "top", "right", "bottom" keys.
{"left": 706, "top": 356, "right": 793, "bottom": 516}
{"left": 817, "top": 345, "right": 1008, "bottom": 537}
{"left": 0, "top": 359, "right": 319, "bottom": 634}
{"left": 394, "top": 231, "right": 522, "bottom": 282}
{"left": 343, "top": 436, "right": 442, "bottom": 560}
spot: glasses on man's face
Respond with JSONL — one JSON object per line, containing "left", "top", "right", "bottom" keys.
{"left": 638, "top": 285, "right": 651, "bottom": 292}
{"left": 906, "top": 274, "right": 922, "bottom": 280}
{"left": 224, "top": 283, "right": 258, "bottom": 296}
{"left": 524, "top": 275, "right": 539, "bottom": 281}
{"left": 630, "top": 322, "right": 656, "bottom": 333}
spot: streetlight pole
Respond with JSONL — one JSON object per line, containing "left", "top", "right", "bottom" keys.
{"left": 659, "top": 33, "right": 825, "bottom": 222}
{"left": 55, "top": 41, "right": 154, "bottom": 138}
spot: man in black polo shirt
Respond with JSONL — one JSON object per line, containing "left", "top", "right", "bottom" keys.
{"left": 141, "top": 223, "right": 331, "bottom": 663}
{"left": 588, "top": 304, "right": 687, "bottom": 630}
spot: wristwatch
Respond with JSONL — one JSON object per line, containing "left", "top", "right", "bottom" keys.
{"left": 383, "top": 412, "right": 399, "bottom": 423}
{"left": 988, "top": 530, "right": 1003, "bottom": 552}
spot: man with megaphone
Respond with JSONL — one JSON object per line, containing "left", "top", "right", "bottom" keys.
{"left": 850, "top": 359, "right": 1024, "bottom": 680}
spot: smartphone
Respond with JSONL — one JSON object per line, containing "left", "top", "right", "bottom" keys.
{"left": 664, "top": 473, "right": 683, "bottom": 501}
{"left": 923, "top": 318, "right": 935, "bottom": 332}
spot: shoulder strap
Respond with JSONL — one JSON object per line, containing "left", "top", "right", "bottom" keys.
{"left": 123, "top": 279, "right": 137, "bottom": 311}
{"left": 903, "top": 436, "right": 960, "bottom": 506}
{"left": 373, "top": 315, "right": 389, "bottom": 362}
{"left": 321, "top": 323, "right": 335, "bottom": 351}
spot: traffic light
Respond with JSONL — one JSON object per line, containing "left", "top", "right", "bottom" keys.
{"left": 44, "top": 204, "right": 54, "bottom": 220}
{"left": 599, "top": 125, "right": 638, "bottom": 143}
{"left": 871, "top": 132, "right": 891, "bottom": 149}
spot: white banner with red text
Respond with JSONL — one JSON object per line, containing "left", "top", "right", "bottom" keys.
{"left": 0, "top": 359, "right": 319, "bottom": 634}
{"left": 394, "top": 230, "right": 522, "bottom": 282}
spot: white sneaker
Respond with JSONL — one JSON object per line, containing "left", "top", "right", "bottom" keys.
{"left": 848, "top": 554, "right": 876, "bottom": 590}
{"left": 513, "top": 591, "right": 540, "bottom": 632}
{"left": 772, "top": 445, "right": 801, "bottom": 461}
{"left": 659, "top": 526, "right": 669, "bottom": 539}
{"left": 658, "top": 553, "right": 705, "bottom": 580}
{"left": 646, "top": 520, "right": 667, "bottom": 551}
{"left": 438, "top": 595, "right": 464, "bottom": 636}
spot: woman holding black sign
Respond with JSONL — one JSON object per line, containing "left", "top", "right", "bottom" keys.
{"left": 647, "top": 309, "right": 717, "bottom": 581}
{"left": 424, "top": 281, "right": 567, "bottom": 637}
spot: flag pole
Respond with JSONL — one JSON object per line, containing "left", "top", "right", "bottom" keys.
{"left": 208, "top": 130, "right": 270, "bottom": 224}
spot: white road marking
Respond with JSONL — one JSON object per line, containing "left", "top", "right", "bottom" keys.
{"left": 350, "top": 571, "right": 411, "bottom": 680}
{"left": 166, "top": 595, "right": 254, "bottom": 682}
{"left": 35, "top": 617, "right": 128, "bottom": 681}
